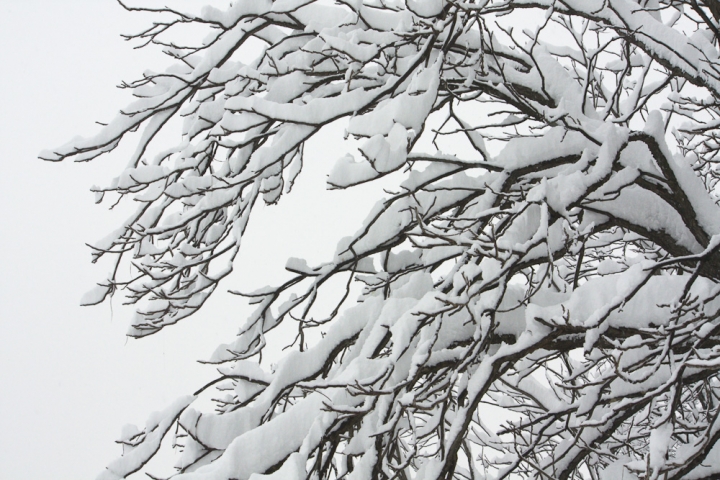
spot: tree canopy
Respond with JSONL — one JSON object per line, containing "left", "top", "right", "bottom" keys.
{"left": 44, "top": 1, "right": 720, "bottom": 479}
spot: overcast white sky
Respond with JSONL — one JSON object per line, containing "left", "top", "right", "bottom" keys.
{"left": 0, "top": 1, "right": 375, "bottom": 478}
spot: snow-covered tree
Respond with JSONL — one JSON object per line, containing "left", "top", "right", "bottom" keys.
{"left": 44, "top": 1, "right": 720, "bottom": 479}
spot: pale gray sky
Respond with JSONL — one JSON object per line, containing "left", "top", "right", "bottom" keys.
{"left": 0, "top": 2, "right": 376, "bottom": 478}
{"left": 0, "top": 2, "right": 235, "bottom": 478}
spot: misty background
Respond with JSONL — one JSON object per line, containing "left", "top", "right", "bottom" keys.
{"left": 0, "top": 2, "right": 373, "bottom": 478}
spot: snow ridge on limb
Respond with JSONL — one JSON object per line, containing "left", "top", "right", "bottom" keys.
{"left": 48, "top": 0, "right": 720, "bottom": 479}
{"left": 96, "top": 395, "right": 195, "bottom": 480}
